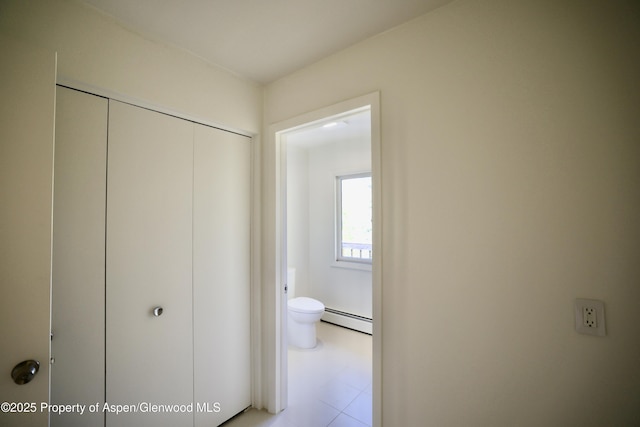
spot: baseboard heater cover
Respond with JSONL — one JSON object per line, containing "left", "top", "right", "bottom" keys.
{"left": 322, "top": 308, "right": 372, "bottom": 335}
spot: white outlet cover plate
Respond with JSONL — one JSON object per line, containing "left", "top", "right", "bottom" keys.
{"left": 575, "top": 298, "right": 606, "bottom": 337}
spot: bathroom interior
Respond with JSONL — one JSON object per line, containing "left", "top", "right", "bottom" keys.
{"left": 285, "top": 107, "right": 373, "bottom": 338}
{"left": 281, "top": 108, "right": 373, "bottom": 425}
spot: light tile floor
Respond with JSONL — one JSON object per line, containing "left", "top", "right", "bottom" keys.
{"left": 224, "top": 321, "right": 372, "bottom": 427}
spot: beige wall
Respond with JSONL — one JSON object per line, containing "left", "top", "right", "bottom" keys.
{"left": 265, "top": 0, "right": 640, "bottom": 425}
{"left": 0, "top": 0, "right": 261, "bottom": 134}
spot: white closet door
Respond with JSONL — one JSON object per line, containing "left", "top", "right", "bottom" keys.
{"left": 51, "top": 86, "right": 108, "bottom": 427}
{"left": 106, "top": 101, "right": 194, "bottom": 427}
{"left": 193, "top": 125, "right": 251, "bottom": 426}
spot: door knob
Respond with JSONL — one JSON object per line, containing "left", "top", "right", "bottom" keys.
{"left": 11, "top": 360, "right": 40, "bottom": 385}
{"left": 152, "top": 306, "right": 163, "bottom": 317}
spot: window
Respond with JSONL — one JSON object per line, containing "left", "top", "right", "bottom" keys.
{"left": 336, "top": 173, "right": 372, "bottom": 263}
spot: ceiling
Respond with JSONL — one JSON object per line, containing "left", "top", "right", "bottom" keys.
{"left": 81, "top": 0, "right": 452, "bottom": 84}
{"left": 286, "top": 109, "right": 371, "bottom": 148}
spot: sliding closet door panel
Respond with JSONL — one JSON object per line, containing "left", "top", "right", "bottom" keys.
{"left": 51, "top": 86, "right": 107, "bottom": 427}
{"left": 193, "top": 125, "right": 251, "bottom": 426}
{"left": 106, "top": 101, "right": 194, "bottom": 427}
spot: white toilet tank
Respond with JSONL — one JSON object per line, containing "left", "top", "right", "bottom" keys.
{"left": 287, "top": 267, "right": 295, "bottom": 299}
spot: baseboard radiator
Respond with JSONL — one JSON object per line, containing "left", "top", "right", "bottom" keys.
{"left": 322, "top": 307, "right": 372, "bottom": 335}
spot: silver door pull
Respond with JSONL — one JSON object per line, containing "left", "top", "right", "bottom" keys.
{"left": 152, "top": 306, "right": 163, "bottom": 317}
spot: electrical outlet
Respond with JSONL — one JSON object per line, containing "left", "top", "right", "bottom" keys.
{"left": 583, "top": 307, "right": 596, "bottom": 328}
{"left": 575, "top": 298, "right": 606, "bottom": 337}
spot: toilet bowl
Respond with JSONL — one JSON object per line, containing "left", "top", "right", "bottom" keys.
{"left": 287, "top": 268, "right": 324, "bottom": 349}
{"left": 288, "top": 297, "right": 325, "bottom": 348}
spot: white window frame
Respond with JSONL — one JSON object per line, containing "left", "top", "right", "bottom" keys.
{"left": 336, "top": 172, "right": 373, "bottom": 265}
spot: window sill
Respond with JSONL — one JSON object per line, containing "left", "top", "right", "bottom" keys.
{"left": 331, "top": 260, "right": 372, "bottom": 272}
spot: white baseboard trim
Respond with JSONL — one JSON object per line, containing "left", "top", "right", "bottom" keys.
{"left": 322, "top": 308, "right": 372, "bottom": 335}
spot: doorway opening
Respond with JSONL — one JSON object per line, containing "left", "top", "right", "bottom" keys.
{"left": 284, "top": 108, "right": 373, "bottom": 333}
{"left": 267, "top": 92, "right": 381, "bottom": 426}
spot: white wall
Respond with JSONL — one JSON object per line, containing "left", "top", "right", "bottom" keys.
{"left": 0, "top": 0, "right": 261, "bottom": 134}
{"left": 265, "top": 0, "right": 640, "bottom": 425}
{"left": 287, "top": 135, "right": 372, "bottom": 319}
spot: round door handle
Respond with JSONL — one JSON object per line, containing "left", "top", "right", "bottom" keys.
{"left": 152, "top": 306, "right": 163, "bottom": 317}
{"left": 11, "top": 360, "right": 40, "bottom": 385}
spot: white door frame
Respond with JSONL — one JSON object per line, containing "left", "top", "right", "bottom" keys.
{"left": 263, "top": 92, "right": 382, "bottom": 426}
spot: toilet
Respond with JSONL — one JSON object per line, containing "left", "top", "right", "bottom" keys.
{"left": 287, "top": 268, "right": 324, "bottom": 349}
